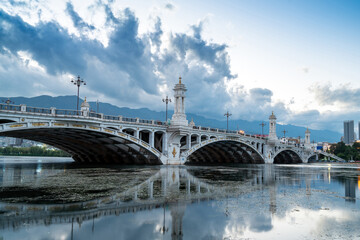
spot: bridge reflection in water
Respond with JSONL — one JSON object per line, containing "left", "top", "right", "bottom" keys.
{"left": 0, "top": 161, "right": 359, "bottom": 239}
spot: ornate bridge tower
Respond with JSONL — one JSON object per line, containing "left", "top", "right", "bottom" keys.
{"left": 264, "top": 111, "right": 278, "bottom": 163}
{"left": 167, "top": 77, "right": 191, "bottom": 164}
{"left": 268, "top": 112, "right": 277, "bottom": 142}
{"left": 171, "top": 77, "right": 188, "bottom": 126}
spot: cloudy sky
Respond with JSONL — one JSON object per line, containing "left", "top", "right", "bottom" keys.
{"left": 0, "top": 0, "right": 359, "bottom": 132}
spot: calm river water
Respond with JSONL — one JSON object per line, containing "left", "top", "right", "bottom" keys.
{"left": 1, "top": 156, "right": 360, "bottom": 240}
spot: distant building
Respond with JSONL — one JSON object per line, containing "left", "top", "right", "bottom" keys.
{"left": 344, "top": 120, "right": 354, "bottom": 144}
{"left": 15, "top": 138, "right": 23, "bottom": 146}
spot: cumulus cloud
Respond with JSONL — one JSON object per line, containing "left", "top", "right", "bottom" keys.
{"left": 310, "top": 84, "right": 360, "bottom": 108}
{"left": 0, "top": 2, "right": 312, "bottom": 127}
{"left": 65, "top": 2, "right": 95, "bottom": 31}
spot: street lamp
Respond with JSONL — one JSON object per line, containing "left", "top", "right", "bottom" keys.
{"left": 159, "top": 204, "right": 168, "bottom": 234}
{"left": 2, "top": 98, "right": 14, "bottom": 105}
{"left": 71, "top": 75, "right": 86, "bottom": 113}
{"left": 259, "top": 122, "right": 266, "bottom": 136}
{"left": 162, "top": 96, "right": 171, "bottom": 124}
{"left": 224, "top": 111, "right": 232, "bottom": 132}
{"left": 282, "top": 129, "right": 287, "bottom": 138}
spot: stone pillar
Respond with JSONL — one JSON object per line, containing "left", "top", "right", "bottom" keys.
{"left": 163, "top": 133, "right": 168, "bottom": 154}
{"left": 50, "top": 107, "right": 56, "bottom": 116}
{"left": 136, "top": 130, "right": 140, "bottom": 139}
{"left": 20, "top": 104, "right": 26, "bottom": 112}
{"left": 150, "top": 131, "right": 154, "bottom": 148}
{"left": 186, "top": 134, "right": 191, "bottom": 150}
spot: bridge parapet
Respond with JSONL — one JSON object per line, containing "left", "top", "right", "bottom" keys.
{"left": 0, "top": 103, "right": 166, "bottom": 127}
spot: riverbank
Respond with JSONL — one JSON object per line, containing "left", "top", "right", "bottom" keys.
{"left": 0, "top": 146, "right": 70, "bottom": 157}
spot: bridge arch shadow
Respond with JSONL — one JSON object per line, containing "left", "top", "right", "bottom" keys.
{"left": 185, "top": 140, "right": 265, "bottom": 164}
{"left": 273, "top": 149, "right": 302, "bottom": 164}
{"left": 0, "top": 125, "right": 162, "bottom": 165}
{"left": 0, "top": 119, "right": 16, "bottom": 124}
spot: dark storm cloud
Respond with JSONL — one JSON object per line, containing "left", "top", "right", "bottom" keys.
{"left": 0, "top": 9, "right": 90, "bottom": 75}
{"left": 0, "top": 5, "right": 241, "bottom": 118}
{"left": 0, "top": 7, "right": 158, "bottom": 95}
{"left": 65, "top": 2, "right": 95, "bottom": 31}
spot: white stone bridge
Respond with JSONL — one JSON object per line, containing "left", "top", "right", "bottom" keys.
{"left": 0, "top": 79, "right": 338, "bottom": 165}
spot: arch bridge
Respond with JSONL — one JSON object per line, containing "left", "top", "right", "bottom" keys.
{"left": 0, "top": 79, "right": 338, "bottom": 164}
{"left": 0, "top": 103, "right": 333, "bottom": 164}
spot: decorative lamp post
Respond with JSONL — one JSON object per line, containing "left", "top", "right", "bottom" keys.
{"left": 2, "top": 98, "right": 14, "bottom": 105}
{"left": 282, "top": 129, "right": 287, "bottom": 138}
{"left": 159, "top": 204, "right": 168, "bottom": 234}
{"left": 259, "top": 122, "right": 266, "bottom": 136}
{"left": 162, "top": 96, "right": 171, "bottom": 124}
{"left": 71, "top": 75, "right": 86, "bottom": 113}
{"left": 224, "top": 111, "right": 232, "bottom": 132}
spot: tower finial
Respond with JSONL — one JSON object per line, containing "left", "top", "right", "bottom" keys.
{"left": 179, "top": 76, "right": 182, "bottom": 84}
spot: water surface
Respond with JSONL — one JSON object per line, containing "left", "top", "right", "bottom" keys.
{"left": 1, "top": 157, "right": 360, "bottom": 240}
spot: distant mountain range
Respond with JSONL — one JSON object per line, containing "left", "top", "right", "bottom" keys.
{"left": 1, "top": 95, "right": 342, "bottom": 143}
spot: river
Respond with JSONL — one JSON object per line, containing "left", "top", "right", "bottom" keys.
{"left": 1, "top": 156, "right": 360, "bottom": 240}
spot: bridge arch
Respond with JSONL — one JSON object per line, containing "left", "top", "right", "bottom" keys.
{"left": 201, "top": 135, "right": 209, "bottom": 142}
{"left": 273, "top": 149, "right": 302, "bottom": 164}
{"left": 123, "top": 128, "right": 136, "bottom": 136}
{"left": 190, "top": 134, "right": 200, "bottom": 147}
{"left": 0, "top": 122, "right": 163, "bottom": 164}
{"left": 184, "top": 139, "right": 265, "bottom": 164}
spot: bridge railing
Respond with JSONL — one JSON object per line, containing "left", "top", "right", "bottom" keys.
{"left": 122, "top": 117, "right": 137, "bottom": 123}
{"left": 0, "top": 104, "right": 21, "bottom": 111}
{"left": 139, "top": 119, "right": 153, "bottom": 124}
{"left": 89, "top": 112, "right": 102, "bottom": 118}
{"left": 55, "top": 109, "right": 82, "bottom": 116}
{"left": 155, "top": 121, "right": 166, "bottom": 126}
{"left": 26, "top": 107, "right": 51, "bottom": 114}
{"left": 104, "top": 115, "right": 119, "bottom": 121}
{"left": 0, "top": 103, "right": 168, "bottom": 127}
